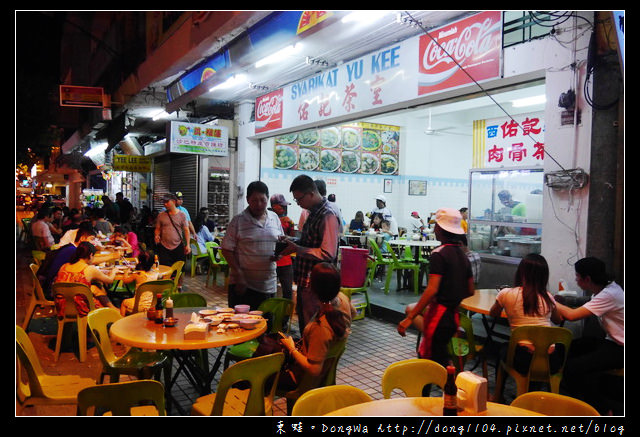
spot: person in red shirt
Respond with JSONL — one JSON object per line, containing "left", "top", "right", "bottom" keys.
{"left": 270, "top": 194, "right": 295, "bottom": 302}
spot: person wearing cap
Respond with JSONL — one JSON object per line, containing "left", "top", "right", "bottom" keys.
{"left": 371, "top": 195, "right": 398, "bottom": 236}
{"left": 155, "top": 193, "right": 191, "bottom": 267}
{"left": 398, "top": 207, "right": 475, "bottom": 371}
{"left": 221, "top": 181, "right": 284, "bottom": 310}
{"left": 270, "top": 193, "right": 295, "bottom": 302}
{"left": 408, "top": 211, "right": 425, "bottom": 235}
{"left": 174, "top": 192, "right": 197, "bottom": 238}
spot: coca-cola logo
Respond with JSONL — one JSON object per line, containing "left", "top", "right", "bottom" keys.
{"left": 256, "top": 94, "right": 282, "bottom": 120}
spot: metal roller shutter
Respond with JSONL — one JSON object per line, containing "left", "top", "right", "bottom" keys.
{"left": 170, "top": 154, "right": 199, "bottom": 220}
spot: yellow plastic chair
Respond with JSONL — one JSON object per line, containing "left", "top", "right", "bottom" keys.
{"left": 31, "top": 250, "right": 46, "bottom": 266}
{"left": 23, "top": 264, "right": 55, "bottom": 330}
{"left": 16, "top": 325, "right": 96, "bottom": 414}
{"left": 77, "top": 380, "right": 166, "bottom": 416}
{"left": 51, "top": 282, "right": 96, "bottom": 362}
{"left": 448, "top": 311, "right": 488, "bottom": 379}
{"left": 381, "top": 358, "right": 447, "bottom": 398}
{"left": 511, "top": 391, "right": 600, "bottom": 416}
{"left": 126, "top": 279, "right": 175, "bottom": 314}
{"left": 191, "top": 352, "right": 285, "bottom": 416}
{"left": 279, "top": 337, "right": 348, "bottom": 415}
{"left": 291, "top": 385, "right": 373, "bottom": 416}
{"left": 190, "top": 238, "right": 210, "bottom": 277}
{"left": 384, "top": 241, "right": 419, "bottom": 295}
{"left": 163, "top": 260, "right": 184, "bottom": 294}
{"left": 494, "top": 325, "right": 573, "bottom": 401}
{"left": 223, "top": 297, "right": 294, "bottom": 369}
{"left": 87, "top": 308, "right": 171, "bottom": 385}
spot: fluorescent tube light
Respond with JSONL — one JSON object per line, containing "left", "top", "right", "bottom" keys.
{"left": 209, "top": 74, "right": 248, "bottom": 92}
{"left": 511, "top": 95, "right": 546, "bottom": 108}
{"left": 255, "top": 44, "right": 302, "bottom": 68}
{"left": 84, "top": 142, "right": 108, "bottom": 158}
{"left": 342, "top": 10, "right": 391, "bottom": 24}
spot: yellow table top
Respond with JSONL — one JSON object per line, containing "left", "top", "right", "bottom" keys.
{"left": 110, "top": 307, "right": 267, "bottom": 351}
{"left": 325, "top": 396, "right": 543, "bottom": 416}
{"left": 461, "top": 289, "right": 505, "bottom": 317}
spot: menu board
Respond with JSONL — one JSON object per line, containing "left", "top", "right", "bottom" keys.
{"left": 273, "top": 122, "right": 400, "bottom": 175}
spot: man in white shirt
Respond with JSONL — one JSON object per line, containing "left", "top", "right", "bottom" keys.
{"left": 555, "top": 257, "right": 624, "bottom": 414}
{"left": 30, "top": 208, "right": 55, "bottom": 250}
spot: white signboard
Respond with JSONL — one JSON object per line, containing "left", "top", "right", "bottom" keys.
{"left": 168, "top": 121, "right": 229, "bottom": 156}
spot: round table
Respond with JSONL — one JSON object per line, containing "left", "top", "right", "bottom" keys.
{"left": 325, "top": 396, "right": 543, "bottom": 416}
{"left": 388, "top": 239, "right": 440, "bottom": 261}
{"left": 110, "top": 307, "right": 267, "bottom": 414}
{"left": 461, "top": 289, "right": 507, "bottom": 345}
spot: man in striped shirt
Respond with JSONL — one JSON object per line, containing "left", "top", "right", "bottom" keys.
{"left": 222, "top": 181, "right": 284, "bottom": 310}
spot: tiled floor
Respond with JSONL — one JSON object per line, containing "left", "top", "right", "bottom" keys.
{"left": 16, "top": 246, "right": 516, "bottom": 416}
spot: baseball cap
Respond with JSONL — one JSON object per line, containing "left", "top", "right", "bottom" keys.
{"left": 270, "top": 193, "right": 290, "bottom": 207}
{"left": 163, "top": 193, "right": 178, "bottom": 203}
{"left": 375, "top": 194, "right": 387, "bottom": 203}
{"left": 411, "top": 211, "right": 419, "bottom": 217}
{"left": 435, "top": 208, "right": 465, "bottom": 234}
{"left": 175, "top": 192, "right": 183, "bottom": 198}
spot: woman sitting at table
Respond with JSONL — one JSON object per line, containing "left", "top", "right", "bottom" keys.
{"left": 489, "top": 253, "right": 564, "bottom": 375}
{"left": 379, "top": 220, "right": 394, "bottom": 253}
{"left": 278, "top": 262, "right": 356, "bottom": 391}
{"left": 119, "top": 250, "right": 161, "bottom": 316}
{"left": 111, "top": 225, "right": 139, "bottom": 258}
{"left": 54, "top": 241, "right": 118, "bottom": 311}
{"left": 348, "top": 211, "right": 367, "bottom": 232}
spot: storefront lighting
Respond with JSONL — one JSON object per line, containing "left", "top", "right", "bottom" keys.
{"left": 152, "top": 110, "right": 171, "bottom": 121}
{"left": 209, "top": 74, "right": 248, "bottom": 92}
{"left": 84, "top": 142, "right": 108, "bottom": 158}
{"left": 342, "top": 10, "right": 392, "bottom": 24}
{"left": 255, "top": 44, "right": 302, "bottom": 68}
{"left": 511, "top": 95, "right": 546, "bottom": 108}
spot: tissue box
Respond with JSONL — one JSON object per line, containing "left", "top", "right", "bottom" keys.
{"left": 456, "top": 371, "right": 487, "bottom": 414}
{"left": 184, "top": 323, "right": 208, "bottom": 340}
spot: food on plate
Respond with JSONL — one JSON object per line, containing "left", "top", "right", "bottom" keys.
{"left": 275, "top": 133, "right": 297, "bottom": 144}
{"left": 360, "top": 153, "right": 379, "bottom": 174}
{"left": 320, "top": 150, "right": 340, "bottom": 172}
{"left": 341, "top": 128, "right": 361, "bottom": 150}
{"left": 340, "top": 151, "right": 360, "bottom": 173}
{"left": 297, "top": 129, "right": 319, "bottom": 146}
{"left": 320, "top": 127, "right": 340, "bottom": 147}
{"left": 362, "top": 130, "right": 381, "bottom": 151}
{"left": 298, "top": 148, "right": 319, "bottom": 170}
{"left": 274, "top": 146, "right": 297, "bottom": 169}
{"left": 380, "top": 154, "right": 398, "bottom": 174}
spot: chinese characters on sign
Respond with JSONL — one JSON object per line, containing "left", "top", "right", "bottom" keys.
{"left": 168, "top": 121, "right": 228, "bottom": 156}
{"left": 112, "top": 155, "right": 152, "bottom": 173}
{"left": 479, "top": 113, "right": 545, "bottom": 168}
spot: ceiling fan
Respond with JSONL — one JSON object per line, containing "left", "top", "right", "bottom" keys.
{"left": 423, "top": 109, "right": 471, "bottom": 137}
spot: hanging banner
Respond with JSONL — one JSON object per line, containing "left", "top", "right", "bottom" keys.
{"left": 167, "top": 121, "right": 229, "bottom": 156}
{"left": 474, "top": 112, "right": 545, "bottom": 168}
{"left": 255, "top": 11, "right": 503, "bottom": 135}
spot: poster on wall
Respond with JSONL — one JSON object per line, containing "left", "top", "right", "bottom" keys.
{"left": 273, "top": 122, "right": 400, "bottom": 175}
{"left": 473, "top": 112, "right": 545, "bottom": 168}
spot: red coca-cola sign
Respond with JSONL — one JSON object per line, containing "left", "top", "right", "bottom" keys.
{"left": 418, "top": 11, "right": 502, "bottom": 95}
{"left": 255, "top": 89, "right": 283, "bottom": 133}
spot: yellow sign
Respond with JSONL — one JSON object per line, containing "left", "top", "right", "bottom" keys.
{"left": 113, "top": 155, "right": 152, "bottom": 173}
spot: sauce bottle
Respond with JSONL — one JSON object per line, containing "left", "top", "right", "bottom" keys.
{"left": 165, "top": 296, "right": 174, "bottom": 319}
{"left": 154, "top": 293, "right": 164, "bottom": 324}
{"left": 443, "top": 365, "right": 458, "bottom": 416}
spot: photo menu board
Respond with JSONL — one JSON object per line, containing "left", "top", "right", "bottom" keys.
{"left": 273, "top": 122, "right": 400, "bottom": 175}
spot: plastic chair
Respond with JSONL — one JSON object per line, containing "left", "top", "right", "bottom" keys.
{"left": 16, "top": 325, "right": 95, "bottom": 414}
{"left": 494, "top": 325, "right": 573, "bottom": 402}
{"left": 368, "top": 238, "right": 393, "bottom": 283}
{"left": 23, "top": 264, "right": 55, "bottom": 330}
{"left": 77, "top": 380, "right": 166, "bottom": 416}
{"left": 31, "top": 250, "right": 46, "bottom": 266}
{"left": 127, "top": 279, "right": 175, "bottom": 314}
{"left": 384, "top": 241, "right": 419, "bottom": 295}
{"left": 191, "top": 352, "right": 285, "bottom": 416}
{"left": 20, "top": 217, "right": 32, "bottom": 245}
{"left": 340, "top": 265, "right": 372, "bottom": 320}
{"left": 448, "top": 311, "right": 488, "bottom": 379}
{"left": 163, "top": 260, "right": 184, "bottom": 294}
{"left": 206, "top": 242, "right": 229, "bottom": 286}
{"left": 223, "top": 297, "right": 294, "bottom": 369}
{"left": 511, "top": 391, "right": 600, "bottom": 416}
{"left": 87, "top": 308, "right": 171, "bottom": 385}
{"left": 278, "top": 337, "right": 348, "bottom": 415}
{"left": 51, "top": 282, "right": 96, "bottom": 362}
{"left": 291, "top": 384, "right": 373, "bottom": 416}
{"left": 170, "top": 292, "right": 207, "bottom": 308}
{"left": 190, "top": 238, "right": 210, "bottom": 277}
{"left": 381, "top": 358, "right": 447, "bottom": 398}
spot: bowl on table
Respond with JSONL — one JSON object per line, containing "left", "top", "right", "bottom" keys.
{"left": 234, "top": 304, "right": 250, "bottom": 314}
{"left": 163, "top": 317, "right": 179, "bottom": 327}
{"left": 238, "top": 319, "right": 260, "bottom": 330}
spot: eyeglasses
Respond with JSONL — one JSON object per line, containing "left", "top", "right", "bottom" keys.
{"left": 293, "top": 192, "right": 310, "bottom": 204}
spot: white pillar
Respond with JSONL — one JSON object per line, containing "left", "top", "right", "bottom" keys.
{"left": 234, "top": 100, "right": 260, "bottom": 214}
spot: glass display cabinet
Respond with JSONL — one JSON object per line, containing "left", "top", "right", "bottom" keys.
{"left": 468, "top": 166, "right": 544, "bottom": 258}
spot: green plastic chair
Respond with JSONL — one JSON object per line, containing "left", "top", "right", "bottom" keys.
{"left": 279, "top": 337, "right": 348, "bottom": 415}
{"left": 206, "top": 242, "right": 229, "bottom": 286}
{"left": 169, "top": 292, "right": 207, "bottom": 308}
{"left": 368, "top": 238, "right": 393, "bottom": 280}
{"left": 87, "top": 308, "right": 171, "bottom": 385}
{"left": 23, "top": 264, "right": 55, "bottom": 330}
{"left": 511, "top": 391, "right": 600, "bottom": 416}
{"left": 51, "top": 282, "right": 96, "bottom": 362}
{"left": 447, "top": 311, "right": 488, "bottom": 379}
{"left": 401, "top": 245, "right": 430, "bottom": 287}
{"left": 77, "top": 380, "right": 166, "bottom": 416}
{"left": 384, "top": 241, "right": 419, "bottom": 295}
{"left": 20, "top": 217, "right": 32, "bottom": 245}
{"left": 191, "top": 352, "right": 285, "bottom": 416}
{"left": 381, "top": 358, "right": 447, "bottom": 398}
{"left": 223, "top": 297, "right": 294, "bottom": 369}
{"left": 190, "top": 238, "right": 211, "bottom": 277}
{"left": 16, "top": 325, "right": 96, "bottom": 414}
{"left": 494, "top": 325, "right": 573, "bottom": 402}
{"left": 291, "top": 384, "right": 373, "bottom": 416}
